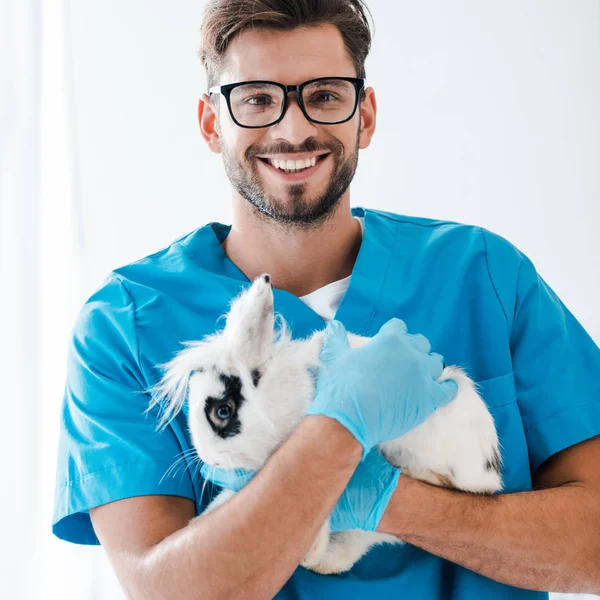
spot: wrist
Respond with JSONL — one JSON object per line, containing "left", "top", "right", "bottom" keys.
{"left": 329, "top": 447, "right": 402, "bottom": 533}
{"left": 366, "top": 465, "right": 402, "bottom": 531}
{"left": 307, "top": 411, "right": 372, "bottom": 461}
{"left": 302, "top": 415, "right": 363, "bottom": 466}
{"left": 376, "top": 471, "right": 416, "bottom": 535}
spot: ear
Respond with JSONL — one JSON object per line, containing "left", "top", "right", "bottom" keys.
{"left": 145, "top": 342, "right": 209, "bottom": 431}
{"left": 358, "top": 86, "right": 377, "bottom": 150}
{"left": 224, "top": 274, "right": 275, "bottom": 362}
{"left": 198, "top": 92, "right": 222, "bottom": 154}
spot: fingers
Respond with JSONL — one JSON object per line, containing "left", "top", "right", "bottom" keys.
{"left": 376, "top": 321, "right": 432, "bottom": 355}
{"left": 422, "top": 351, "right": 445, "bottom": 379}
{"left": 406, "top": 333, "right": 431, "bottom": 354}
{"left": 323, "top": 318, "right": 449, "bottom": 384}
{"left": 319, "top": 320, "right": 350, "bottom": 364}
{"left": 376, "top": 318, "right": 408, "bottom": 337}
{"left": 431, "top": 379, "right": 459, "bottom": 410}
{"left": 377, "top": 321, "right": 450, "bottom": 384}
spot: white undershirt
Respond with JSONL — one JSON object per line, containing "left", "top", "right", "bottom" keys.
{"left": 298, "top": 216, "right": 364, "bottom": 322}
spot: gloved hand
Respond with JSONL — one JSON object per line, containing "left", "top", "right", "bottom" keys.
{"left": 306, "top": 319, "right": 458, "bottom": 461}
{"left": 199, "top": 446, "right": 400, "bottom": 533}
{"left": 329, "top": 446, "right": 401, "bottom": 532}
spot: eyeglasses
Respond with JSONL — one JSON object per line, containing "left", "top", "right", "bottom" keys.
{"left": 208, "top": 76, "right": 365, "bottom": 129}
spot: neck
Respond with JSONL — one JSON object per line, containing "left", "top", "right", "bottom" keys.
{"left": 222, "top": 191, "right": 362, "bottom": 297}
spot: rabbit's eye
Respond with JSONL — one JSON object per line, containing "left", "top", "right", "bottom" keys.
{"left": 214, "top": 401, "right": 234, "bottom": 421}
{"left": 216, "top": 405, "right": 230, "bottom": 419}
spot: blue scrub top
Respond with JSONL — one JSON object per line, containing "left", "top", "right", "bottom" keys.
{"left": 52, "top": 206, "right": 600, "bottom": 599}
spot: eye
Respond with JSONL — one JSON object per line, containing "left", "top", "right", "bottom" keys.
{"left": 251, "top": 369, "right": 261, "bottom": 387}
{"left": 246, "top": 94, "right": 275, "bottom": 106}
{"left": 308, "top": 91, "right": 338, "bottom": 104}
{"left": 216, "top": 405, "right": 231, "bottom": 419}
{"left": 213, "top": 400, "right": 235, "bottom": 422}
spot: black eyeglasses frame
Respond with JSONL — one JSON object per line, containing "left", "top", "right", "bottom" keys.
{"left": 208, "top": 76, "right": 366, "bottom": 129}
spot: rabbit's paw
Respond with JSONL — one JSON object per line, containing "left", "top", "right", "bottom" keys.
{"left": 301, "top": 520, "right": 331, "bottom": 568}
{"left": 308, "top": 552, "right": 354, "bottom": 575}
{"left": 305, "top": 530, "right": 385, "bottom": 575}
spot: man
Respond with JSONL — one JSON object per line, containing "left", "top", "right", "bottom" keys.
{"left": 52, "top": 1, "right": 600, "bottom": 598}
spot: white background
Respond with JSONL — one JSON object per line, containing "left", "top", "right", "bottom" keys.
{"left": 2, "top": 0, "right": 598, "bottom": 598}
{"left": 70, "top": 0, "right": 599, "bottom": 346}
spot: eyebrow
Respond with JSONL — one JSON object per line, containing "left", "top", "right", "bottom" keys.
{"left": 235, "top": 79, "right": 352, "bottom": 89}
{"left": 237, "top": 82, "right": 281, "bottom": 90}
{"left": 307, "top": 79, "right": 351, "bottom": 89}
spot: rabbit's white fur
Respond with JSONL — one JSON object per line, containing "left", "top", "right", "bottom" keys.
{"left": 147, "top": 274, "right": 503, "bottom": 575}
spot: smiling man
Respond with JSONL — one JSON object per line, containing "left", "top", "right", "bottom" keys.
{"left": 198, "top": 21, "right": 374, "bottom": 298}
{"left": 52, "top": 1, "right": 600, "bottom": 599}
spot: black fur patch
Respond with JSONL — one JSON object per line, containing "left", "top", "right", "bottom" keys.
{"left": 204, "top": 373, "right": 246, "bottom": 439}
{"left": 251, "top": 369, "right": 261, "bottom": 387}
{"left": 485, "top": 448, "right": 501, "bottom": 474}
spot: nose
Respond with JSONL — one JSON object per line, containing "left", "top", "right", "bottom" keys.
{"left": 269, "top": 93, "right": 318, "bottom": 145}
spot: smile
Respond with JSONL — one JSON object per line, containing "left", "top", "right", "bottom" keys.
{"left": 256, "top": 152, "right": 331, "bottom": 181}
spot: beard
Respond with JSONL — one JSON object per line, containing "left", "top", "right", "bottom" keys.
{"left": 221, "top": 127, "right": 360, "bottom": 230}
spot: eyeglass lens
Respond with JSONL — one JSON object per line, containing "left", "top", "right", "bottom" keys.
{"left": 229, "top": 79, "right": 357, "bottom": 127}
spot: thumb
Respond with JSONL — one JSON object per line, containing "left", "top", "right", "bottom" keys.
{"left": 319, "top": 320, "right": 351, "bottom": 365}
{"left": 431, "top": 379, "right": 459, "bottom": 410}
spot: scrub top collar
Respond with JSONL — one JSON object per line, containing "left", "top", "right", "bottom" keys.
{"left": 186, "top": 206, "right": 396, "bottom": 339}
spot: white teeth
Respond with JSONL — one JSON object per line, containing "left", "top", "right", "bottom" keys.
{"left": 268, "top": 156, "right": 319, "bottom": 172}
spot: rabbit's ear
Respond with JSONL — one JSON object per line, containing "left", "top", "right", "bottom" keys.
{"left": 145, "top": 342, "right": 208, "bottom": 431}
{"left": 224, "top": 273, "right": 275, "bottom": 361}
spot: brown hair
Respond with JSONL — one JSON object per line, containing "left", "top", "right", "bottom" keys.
{"left": 198, "top": 0, "right": 373, "bottom": 90}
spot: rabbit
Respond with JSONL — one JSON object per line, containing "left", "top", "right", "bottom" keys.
{"left": 147, "top": 273, "right": 503, "bottom": 575}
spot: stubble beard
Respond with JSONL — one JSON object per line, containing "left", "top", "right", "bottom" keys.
{"left": 221, "top": 128, "right": 360, "bottom": 232}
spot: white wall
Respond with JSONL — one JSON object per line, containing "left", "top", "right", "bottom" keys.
{"left": 59, "top": 1, "right": 599, "bottom": 598}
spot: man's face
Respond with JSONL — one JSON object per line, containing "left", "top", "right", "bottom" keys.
{"left": 203, "top": 24, "right": 375, "bottom": 226}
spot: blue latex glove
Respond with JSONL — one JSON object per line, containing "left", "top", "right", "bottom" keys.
{"left": 306, "top": 319, "right": 458, "bottom": 461}
{"left": 329, "top": 446, "right": 401, "bottom": 532}
{"left": 199, "top": 447, "right": 400, "bottom": 532}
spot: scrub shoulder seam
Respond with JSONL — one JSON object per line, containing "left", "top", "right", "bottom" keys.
{"left": 180, "top": 242, "right": 209, "bottom": 276}
{"left": 112, "top": 229, "right": 199, "bottom": 275}
{"left": 479, "top": 227, "right": 509, "bottom": 328}
{"left": 111, "top": 273, "right": 144, "bottom": 376}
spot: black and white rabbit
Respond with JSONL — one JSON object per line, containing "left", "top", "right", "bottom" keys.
{"left": 148, "top": 274, "right": 503, "bottom": 575}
